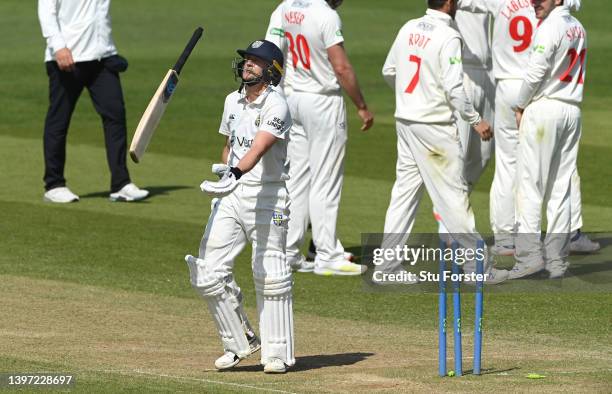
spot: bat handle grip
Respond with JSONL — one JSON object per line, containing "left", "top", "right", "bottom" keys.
{"left": 173, "top": 27, "right": 204, "bottom": 75}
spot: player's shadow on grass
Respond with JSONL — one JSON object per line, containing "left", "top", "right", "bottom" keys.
{"left": 229, "top": 352, "right": 374, "bottom": 372}
{"left": 80, "top": 185, "right": 189, "bottom": 200}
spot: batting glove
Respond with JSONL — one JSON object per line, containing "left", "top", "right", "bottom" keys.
{"left": 200, "top": 167, "right": 242, "bottom": 197}
{"left": 211, "top": 163, "right": 230, "bottom": 179}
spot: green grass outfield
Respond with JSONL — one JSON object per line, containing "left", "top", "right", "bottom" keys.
{"left": 0, "top": 0, "right": 611, "bottom": 392}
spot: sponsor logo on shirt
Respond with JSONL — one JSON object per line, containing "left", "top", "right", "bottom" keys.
{"left": 267, "top": 117, "right": 285, "bottom": 131}
{"left": 269, "top": 27, "right": 285, "bottom": 37}
{"left": 417, "top": 22, "right": 435, "bottom": 32}
{"left": 230, "top": 135, "right": 253, "bottom": 148}
{"left": 336, "top": 29, "right": 343, "bottom": 37}
{"left": 449, "top": 57, "right": 462, "bottom": 65}
{"left": 291, "top": 0, "right": 310, "bottom": 9}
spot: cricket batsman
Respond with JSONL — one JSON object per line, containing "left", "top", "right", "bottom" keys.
{"left": 185, "top": 39, "right": 294, "bottom": 373}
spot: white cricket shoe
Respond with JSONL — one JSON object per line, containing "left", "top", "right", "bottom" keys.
{"left": 508, "top": 262, "right": 545, "bottom": 280}
{"left": 491, "top": 244, "right": 515, "bottom": 256}
{"left": 214, "top": 351, "right": 241, "bottom": 370}
{"left": 307, "top": 250, "right": 355, "bottom": 262}
{"left": 109, "top": 183, "right": 149, "bottom": 202}
{"left": 214, "top": 333, "right": 260, "bottom": 370}
{"left": 570, "top": 232, "right": 600, "bottom": 253}
{"left": 289, "top": 255, "right": 315, "bottom": 273}
{"left": 546, "top": 260, "right": 570, "bottom": 279}
{"left": 314, "top": 259, "right": 367, "bottom": 276}
{"left": 483, "top": 267, "right": 510, "bottom": 284}
{"left": 263, "top": 358, "right": 287, "bottom": 374}
{"left": 463, "top": 266, "right": 509, "bottom": 285}
{"left": 43, "top": 186, "right": 79, "bottom": 203}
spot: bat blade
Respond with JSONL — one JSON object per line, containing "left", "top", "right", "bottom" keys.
{"left": 129, "top": 27, "right": 203, "bottom": 163}
{"left": 129, "top": 70, "right": 179, "bottom": 163}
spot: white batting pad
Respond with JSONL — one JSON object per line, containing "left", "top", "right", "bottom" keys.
{"left": 185, "top": 255, "right": 250, "bottom": 357}
{"left": 254, "top": 270, "right": 295, "bottom": 366}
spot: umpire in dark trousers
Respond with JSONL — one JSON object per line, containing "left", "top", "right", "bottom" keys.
{"left": 38, "top": 0, "right": 148, "bottom": 203}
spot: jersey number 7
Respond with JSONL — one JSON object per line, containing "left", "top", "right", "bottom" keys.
{"left": 405, "top": 55, "right": 422, "bottom": 94}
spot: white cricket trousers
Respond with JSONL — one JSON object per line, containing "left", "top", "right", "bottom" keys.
{"left": 383, "top": 120, "right": 489, "bottom": 273}
{"left": 197, "top": 182, "right": 295, "bottom": 366}
{"left": 435, "top": 67, "right": 494, "bottom": 234}
{"left": 489, "top": 79, "right": 521, "bottom": 246}
{"left": 491, "top": 81, "right": 585, "bottom": 248}
{"left": 514, "top": 99, "right": 581, "bottom": 269}
{"left": 285, "top": 91, "right": 347, "bottom": 264}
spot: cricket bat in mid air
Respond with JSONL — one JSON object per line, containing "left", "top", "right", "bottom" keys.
{"left": 130, "top": 27, "right": 204, "bottom": 163}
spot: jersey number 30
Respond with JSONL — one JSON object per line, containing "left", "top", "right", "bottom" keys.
{"left": 285, "top": 32, "right": 311, "bottom": 70}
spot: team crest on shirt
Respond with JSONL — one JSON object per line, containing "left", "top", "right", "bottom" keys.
{"left": 255, "top": 115, "right": 261, "bottom": 127}
{"left": 272, "top": 211, "right": 285, "bottom": 227}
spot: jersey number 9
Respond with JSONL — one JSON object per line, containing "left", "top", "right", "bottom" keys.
{"left": 509, "top": 16, "right": 533, "bottom": 53}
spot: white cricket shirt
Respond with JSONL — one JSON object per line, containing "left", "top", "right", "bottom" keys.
{"left": 280, "top": 0, "right": 344, "bottom": 95}
{"left": 38, "top": 0, "right": 118, "bottom": 62}
{"left": 219, "top": 87, "right": 292, "bottom": 185}
{"left": 454, "top": 10, "right": 492, "bottom": 70}
{"left": 516, "top": 6, "right": 586, "bottom": 108}
{"left": 458, "top": 0, "right": 537, "bottom": 79}
{"left": 265, "top": 1, "right": 294, "bottom": 92}
{"left": 382, "top": 9, "right": 481, "bottom": 125}
{"left": 265, "top": 1, "right": 288, "bottom": 53}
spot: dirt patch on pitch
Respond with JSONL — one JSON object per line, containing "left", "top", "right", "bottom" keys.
{"left": 0, "top": 275, "right": 610, "bottom": 393}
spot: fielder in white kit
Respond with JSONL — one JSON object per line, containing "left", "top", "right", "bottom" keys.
{"left": 458, "top": 0, "right": 598, "bottom": 254}
{"left": 510, "top": 0, "right": 587, "bottom": 279}
{"left": 433, "top": 8, "right": 495, "bottom": 235}
{"left": 279, "top": 0, "right": 374, "bottom": 276}
{"left": 185, "top": 40, "right": 294, "bottom": 373}
{"left": 381, "top": 0, "right": 507, "bottom": 283}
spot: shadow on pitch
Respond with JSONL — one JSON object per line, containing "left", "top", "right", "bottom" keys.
{"left": 466, "top": 366, "right": 520, "bottom": 376}
{"left": 228, "top": 352, "right": 374, "bottom": 372}
{"left": 80, "top": 185, "right": 190, "bottom": 200}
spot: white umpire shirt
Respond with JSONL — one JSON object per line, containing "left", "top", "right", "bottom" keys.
{"left": 219, "top": 86, "right": 292, "bottom": 185}
{"left": 38, "top": 0, "right": 118, "bottom": 62}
